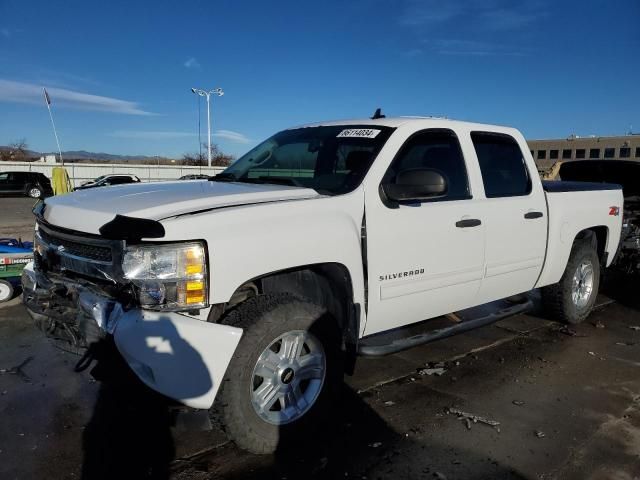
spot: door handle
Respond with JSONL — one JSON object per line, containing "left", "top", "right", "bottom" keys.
{"left": 524, "top": 211, "right": 544, "bottom": 219}
{"left": 456, "top": 218, "right": 482, "bottom": 228}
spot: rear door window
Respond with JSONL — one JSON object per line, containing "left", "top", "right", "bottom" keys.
{"left": 8, "top": 172, "right": 24, "bottom": 183}
{"left": 471, "top": 132, "right": 532, "bottom": 198}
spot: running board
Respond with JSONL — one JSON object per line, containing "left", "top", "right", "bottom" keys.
{"left": 357, "top": 299, "right": 533, "bottom": 357}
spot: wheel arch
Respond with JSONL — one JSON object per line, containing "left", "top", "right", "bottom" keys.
{"left": 536, "top": 224, "right": 611, "bottom": 289}
{"left": 214, "top": 262, "right": 360, "bottom": 373}
{"left": 575, "top": 225, "right": 609, "bottom": 265}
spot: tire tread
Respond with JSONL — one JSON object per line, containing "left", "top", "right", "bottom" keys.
{"left": 542, "top": 238, "right": 600, "bottom": 324}
{"left": 213, "top": 293, "right": 339, "bottom": 454}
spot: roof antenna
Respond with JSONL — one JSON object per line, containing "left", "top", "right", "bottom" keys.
{"left": 371, "top": 108, "right": 385, "bottom": 120}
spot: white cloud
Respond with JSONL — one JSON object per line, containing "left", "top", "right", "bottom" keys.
{"left": 213, "top": 129, "right": 251, "bottom": 144}
{"left": 109, "top": 129, "right": 250, "bottom": 144}
{"left": 398, "top": 0, "right": 543, "bottom": 57}
{"left": 0, "top": 79, "right": 154, "bottom": 115}
{"left": 33, "top": 69, "right": 105, "bottom": 89}
{"left": 399, "top": 0, "right": 545, "bottom": 30}
{"left": 184, "top": 57, "right": 201, "bottom": 69}
{"left": 427, "top": 39, "right": 527, "bottom": 57}
{"left": 403, "top": 48, "right": 423, "bottom": 57}
{"left": 398, "top": 0, "right": 462, "bottom": 26}
{"left": 109, "top": 130, "right": 197, "bottom": 140}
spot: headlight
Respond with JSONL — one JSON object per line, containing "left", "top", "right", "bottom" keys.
{"left": 122, "top": 242, "right": 208, "bottom": 311}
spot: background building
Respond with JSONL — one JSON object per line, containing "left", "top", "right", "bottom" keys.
{"left": 528, "top": 134, "right": 640, "bottom": 173}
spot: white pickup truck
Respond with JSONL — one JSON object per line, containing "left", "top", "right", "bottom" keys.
{"left": 23, "top": 116, "right": 623, "bottom": 453}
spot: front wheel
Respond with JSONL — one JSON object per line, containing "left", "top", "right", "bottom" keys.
{"left": 542, "top": 238, "right": 600, "bottom": 324}
{"left": 213, "top": 294, "right": 342, "bottom": 454}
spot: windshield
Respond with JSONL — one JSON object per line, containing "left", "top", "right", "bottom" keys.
{"left": 218, "top": 125, "right": 394, "bottom": 195}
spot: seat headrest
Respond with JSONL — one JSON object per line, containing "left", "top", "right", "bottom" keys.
{"left": 345, "top": 150, "right": 373, "bottom": 171}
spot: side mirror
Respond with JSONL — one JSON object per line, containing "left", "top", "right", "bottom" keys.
{"left": 382, "top": 168, "right": 448, "bottom": 202}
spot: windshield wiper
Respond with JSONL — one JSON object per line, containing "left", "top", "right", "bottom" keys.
{"left": 248, "top": 176, "right": 303, "bottom": 187}
{"left": 209, "top": 173, "right": 306, "bottom": 189}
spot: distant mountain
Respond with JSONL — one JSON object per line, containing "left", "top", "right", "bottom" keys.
{"left": 0, "top": 146, "right": 172, "bottom": 162}
{"left": 57, "top": 150, "right": 163, "bottom": 162}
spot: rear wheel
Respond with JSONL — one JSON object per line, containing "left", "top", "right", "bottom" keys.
{"left": 213, "top": 294, "right": 342, "bottom": 454}
{"left": 542, "top": 237, "right": 600, "bottom": 324}
{"left": 0, "top": 280, "right": 14, "bottom": 303}
{"left": 27, "top": 185, "right": 42, "bottom": 198}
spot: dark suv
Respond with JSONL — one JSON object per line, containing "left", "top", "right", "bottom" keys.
{"left": 0, "top": 171, "right": 53, "bottom": 198}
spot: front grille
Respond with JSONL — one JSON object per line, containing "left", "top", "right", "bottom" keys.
{"left": 38, "top": 227, "right": 113, "bottom": 263}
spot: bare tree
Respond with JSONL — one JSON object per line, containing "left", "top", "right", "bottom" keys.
{"left": 205, "top": 143, "right": 235, "bottom": 167}
{"left": 0, "top": 138, "right": 29, "bottom": 161}
{"left": 181, "top": 143, "right": 234, "bottom": 167}
{"left": 181, "top": 152, "right": 206, "bottom": 166}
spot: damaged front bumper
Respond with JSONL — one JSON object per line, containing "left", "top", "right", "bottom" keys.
{"left": 22, "top": 262, "right": 242, "bottom": 409}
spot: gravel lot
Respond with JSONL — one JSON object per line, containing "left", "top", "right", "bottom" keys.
{"left": 1, "top": 198, "right": 639, "bottom": 479}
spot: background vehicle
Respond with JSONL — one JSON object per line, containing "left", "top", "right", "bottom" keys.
{"left": 0, "top": 238, "right": 33, "bottom": 302}
{"left": 179, "top": 174, "right": 211, "bottom": 180}
{"left": 23, "top": 117, "right": 623, "bottom": 454}
{"left": 74, "top": 174, "right": 141, "bottom": 190}
{"left": 0, "top": 171, "right": 53, "bottom": 198}
{"left": 558, "top": 160, "right": 640, "bottom": 274}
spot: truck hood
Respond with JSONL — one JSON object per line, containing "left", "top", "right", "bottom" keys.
{"left": 42, "top": 180, "right": 321, "bottom": 234}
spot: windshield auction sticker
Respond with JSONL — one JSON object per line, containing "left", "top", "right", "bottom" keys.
{"left": 337, "top": 128, "right": 381, "bottom": 139}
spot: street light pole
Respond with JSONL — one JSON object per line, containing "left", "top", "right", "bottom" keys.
{"left": 191, "top": 87, "right": 224, "bottom": 167}
{"left": 206, "top": 93, "right": 211, "bottom": 167}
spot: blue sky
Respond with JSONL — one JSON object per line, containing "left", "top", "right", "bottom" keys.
{"left": 0, "top": 0, "right": 638, "bottom": 158}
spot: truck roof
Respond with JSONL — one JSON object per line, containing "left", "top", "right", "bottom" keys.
{"left": 293, "top": 116, "right": 519, "bottom": 134}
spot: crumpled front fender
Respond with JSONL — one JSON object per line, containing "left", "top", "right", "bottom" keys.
{"left": 114, "top": 309, "right": 242, "bottom": 409}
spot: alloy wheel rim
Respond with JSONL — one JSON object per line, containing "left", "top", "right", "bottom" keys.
{"left": 250, "top": 329, "right": 326, "bottom": 425}
{"left": 571, "top": 260, "right": 594, "bottom": 308}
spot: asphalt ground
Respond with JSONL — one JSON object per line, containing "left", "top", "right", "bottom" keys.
{"left": 1, "top": 279, "right": 640, "bottom": 479}
{"left": 1, "top": 197, "right": 640, "bottom": 479}
{"left": 0, "top": 197, "right": 38, "bottom": 242}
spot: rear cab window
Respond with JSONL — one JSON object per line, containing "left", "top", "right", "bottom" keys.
{"left": 471, "top": 132, "right": 532, "bottom": 198}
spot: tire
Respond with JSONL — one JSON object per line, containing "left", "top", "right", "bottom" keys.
{"left": 0, "top": 280, "right": 14, "bottom": 303}
{"left": 27, "top": 185, "right": 42, "bottom": 198}
{"left": 213, "top": 294, "right": 343, "bottom": 454}
{"left": 542, "top": 237, "right": 600, "bottom": 324}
